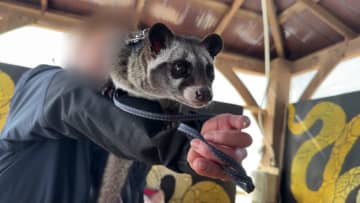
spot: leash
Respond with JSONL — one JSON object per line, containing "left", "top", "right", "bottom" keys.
{"left": 111, "top": 90, "right": 255, "bottom": 193}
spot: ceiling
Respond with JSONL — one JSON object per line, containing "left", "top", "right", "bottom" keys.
{"left": 1, "top": 0, "right": 359, "bottom": 61}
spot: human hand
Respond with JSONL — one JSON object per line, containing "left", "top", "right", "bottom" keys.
{"left": 187, "top": 114, "right": 252, "bottom": 180}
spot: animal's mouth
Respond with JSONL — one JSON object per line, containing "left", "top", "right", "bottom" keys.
{"left": 188, "top": 100, "right": 211, "bottom": 108}
{"left": 174, "top": 95, "right": 210, "bottom": 109}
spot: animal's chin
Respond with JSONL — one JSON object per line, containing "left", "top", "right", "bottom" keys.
{"left": 174, "top": 96, "right": 210, "bottom": 109}
{"left": 188, "top": 102, "right": 210, "bottom": 109}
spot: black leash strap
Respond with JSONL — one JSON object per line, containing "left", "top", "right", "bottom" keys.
{"left": 111, "top": 91, "right": 255, "bottom": 193}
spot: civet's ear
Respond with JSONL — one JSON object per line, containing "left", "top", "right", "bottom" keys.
{"left": 201, "top": 34, "right": 223, "bottom": 57}
{"left": 148, "top": 23, "right": 174, "bottom": 54}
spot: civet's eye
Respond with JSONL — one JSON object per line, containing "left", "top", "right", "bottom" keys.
{"left": 206, "top": 64, "right": 214, "bottom": 81}
{"left": 171, "top": 60, "right": 192, "bottom": 79}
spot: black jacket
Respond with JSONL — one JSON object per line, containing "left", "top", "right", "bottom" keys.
{"left": 0, "top": 65, "right": 192, "bottom": 203}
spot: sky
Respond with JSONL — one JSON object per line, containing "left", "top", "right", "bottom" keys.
{"left": 0, "top": 25, "right": 359, "bottom": 202}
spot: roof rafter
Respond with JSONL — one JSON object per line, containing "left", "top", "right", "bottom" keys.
{"left": 293, "top": 35, "right": 360, "bottom": 74}
{"left": 0, "top": 11, "right": 37, "bottom": 33}
{"left": 297, "top": 37, "right": 359, "bottom": 100}
{"left": 267, "top": 0, "right": 285, "bottom": 57}
{"left": 299, "top": 53, "right": 342, "bottom": 100}
{"left": 135, "top": 0, "right": 145, "bottom": 27}
{"left": 40, "top": 0, "right": 48, "bottom": 14}
{"left": 215, "top": 60, "right": 260, "bottom": 116}
{"left": 214, "top": 0, "right": 245, "bottom": 35}
{"left": 217, "top": 52, "right": 265, "bottom": 75}
{"left": 299, "top": 0, "right": 356, "bottom": 39}
{"left": 279, "top": 2, "right": 306, "bottom": 23}
{"left": 201, "top": 0, "right": 262, "bottom": 22}
{"left": 0, "top": 0, "right": 83, "bottom": 31}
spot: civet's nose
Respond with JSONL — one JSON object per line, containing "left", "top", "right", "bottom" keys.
{"left": 195, "top": 87, "right": 212, "bottom": 102}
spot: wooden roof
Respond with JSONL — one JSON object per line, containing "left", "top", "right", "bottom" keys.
{"left": 1, "top": 0, "right": 359, "bottom": 61}
{"left": 0, "top": 0, "right": 359, "bottom": 116}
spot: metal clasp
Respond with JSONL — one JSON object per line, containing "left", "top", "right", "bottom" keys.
{"left": 125, "top": 28, "right": 149, "bottom": 45}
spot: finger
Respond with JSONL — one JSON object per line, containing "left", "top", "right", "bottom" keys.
{"left": 190, "top": 157, "right": 231, "bottom": 180}
{"left": 203, "top": 130, "right": 253, "bottom": 148}
{"left": 235, "top": 148, "right": 248, "bottom": 163}
{"left": 201, "top": 114, "right": 250, "bottom": 134}
{"left": 190, "top": 139, "right": 238, "bottom": 164}
{"left": 187, "top": 146, "right": 200, "bottom": 164}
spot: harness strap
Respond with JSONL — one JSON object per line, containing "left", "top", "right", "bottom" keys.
{"left": 111, "top": 90, "right": 255, "bottom": 193}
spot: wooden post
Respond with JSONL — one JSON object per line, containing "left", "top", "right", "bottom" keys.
{"left": 254, "top": 58, "right": 291, "bottom": 203}
{"left": 262, "top": 58, "right": 291, "bottom": 169}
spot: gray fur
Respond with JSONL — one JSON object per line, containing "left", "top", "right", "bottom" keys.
{"left": 97, "top": 156, "right": 132, "bottom": 203}
{"left": 97, "top": 23, "right": 222, "bottom": 203}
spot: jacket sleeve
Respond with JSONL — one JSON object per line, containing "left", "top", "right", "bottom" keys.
{"left": 40, "top": 68, "right": 193, "bottom": 172}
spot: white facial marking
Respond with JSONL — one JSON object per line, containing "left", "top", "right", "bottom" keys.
{"left": 183, "top": 85, "right": 212, "bottom": 108}
{"left": 148, "top": 41, "right": 179, "bottom": 69}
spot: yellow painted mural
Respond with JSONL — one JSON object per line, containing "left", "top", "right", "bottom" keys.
{"left": 146, "top": 165, "right": 231, "bottom": 203}
{"left": 288, "top": 102, "right": 360, "bottom": 203}
{"left": 182, "top": 181, "right": 231, "bottom": 203}
{"left": 0, "top": 70, "right": 15, "bottom": 131}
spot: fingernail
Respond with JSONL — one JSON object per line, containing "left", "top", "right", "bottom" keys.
{"left": 197, "top": 159, "right": 208, "bottom": 172}
{"left": 235, "top": 148, "right": 247, "bottom": 161}
{"left": 242, "top": 116, "right": 250, "bottom": 128}
{"left": 203, "top": 131, "right": 215, "bottom": 139}
{"left": 191, "top": 139, "right": 200, "bottom": 148}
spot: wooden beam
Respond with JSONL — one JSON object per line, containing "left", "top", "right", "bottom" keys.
{"left": 299, "top": 0, "right": 357, "bottom": 39}
{"left": 216, "top": 62, "right": 259, "bottom": 108}
{"left": 0, "top": 11, "right": 37, "bottom": 33}
{"left": 215, "top": 60, "right": 260, "bottom": 119}
{"left": 253, "top": 58, "right": 289, "bottom": 200}
{"left": 262, "top": 58, "right": 291, "bottom": 169}
{"left": 299, "top": 48, "right": 344, "bottom": 100}
{"left": 243, "top": 105, "right": 261, "bottom": 114}
{"left": 0, "top": 0, "right": 83, "bottom": 31}
{"left": 214, "top": 0, "right": 245, "bottom": 34}
{"left": 279, "top": 2, "right": 306, "bottom": 23}
{"left": 293, "top": 35, "right": 360, "bottom": 74}
{"left": 267, "top": 0, "right": 285, "bottom": 57}
{"left": 40, "top": 0, "right": 48, "bottom": 15}
{"left": 299, "top": 66, "right": 335, "bottom": 101}
{"left": 135, "top": 0, "right": 145, "bottom": 26}
{"left": 201, "top": 0, "right": 262, "bottom": 22}
{"left": 217, "top": 52, "right": 265, "bottom": 75}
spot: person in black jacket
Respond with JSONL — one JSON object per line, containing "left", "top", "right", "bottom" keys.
{"left": 0, "top": 13, "right": 252, "bottom": 203}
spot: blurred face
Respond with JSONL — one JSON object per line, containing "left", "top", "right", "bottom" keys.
{"left": 67, "top": 8, "right": 136, "bottom": 82}
{"left": 69, "top": 27, "right": 116, "bottom": 81}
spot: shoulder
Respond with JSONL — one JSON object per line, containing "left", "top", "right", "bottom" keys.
{"left": 0, "top": 65, "right": 64, "bottom": 140}
{"left": 10, "top": 64, "right": 64, "bottom": 104}
{"left": 21, "top": 64, "right": 62, "bottom": 82}
{"left": 15, "top": 64, "right": 62, "bottom": 91}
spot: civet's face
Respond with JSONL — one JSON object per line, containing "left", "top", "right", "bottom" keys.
{"left": 146, "top": 23, "right": 223, "bottom": 108}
